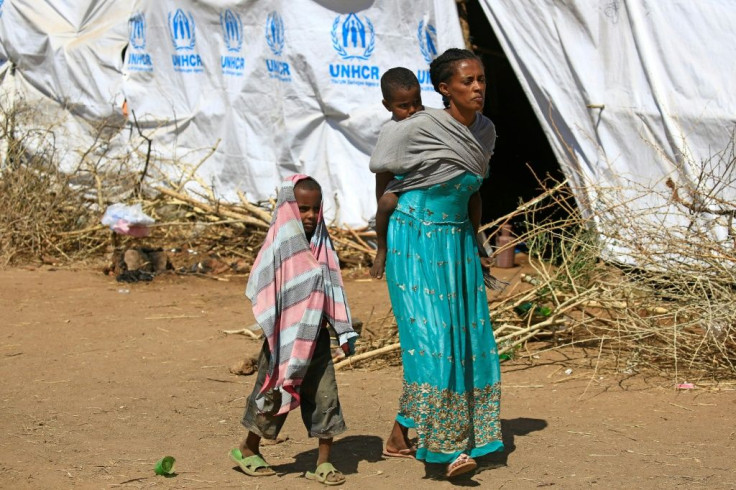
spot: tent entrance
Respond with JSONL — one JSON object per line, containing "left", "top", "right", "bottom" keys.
{"left": 463, "top": 1, "right": 563, "bottom": 225}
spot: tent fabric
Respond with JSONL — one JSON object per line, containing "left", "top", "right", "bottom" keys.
{"left": 3, "top": 0, "right": 734, "bottom": 261}
{"left": 479, "top": 0, "right": 736, "bottom": 260}
{"left": 0, "top": 0, "right": 464, "bottom": 226}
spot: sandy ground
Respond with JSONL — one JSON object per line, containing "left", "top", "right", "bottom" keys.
{"left": 1, "top": 267, "right": 735, "bottom": 489}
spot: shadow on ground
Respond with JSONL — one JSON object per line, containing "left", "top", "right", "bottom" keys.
{"left": 420, "top": 417, "right": 548, "bottom": 485}
{"left": 272, "top": 434, "right": 384, "bottom": 476}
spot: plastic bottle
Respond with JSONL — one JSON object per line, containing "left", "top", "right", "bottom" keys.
{"left": 495, "top": 225, "right": 515, "bottom": 268}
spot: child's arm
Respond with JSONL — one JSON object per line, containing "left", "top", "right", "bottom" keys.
{"left": 371, "top": 174, "right": 398, "bottom": 279}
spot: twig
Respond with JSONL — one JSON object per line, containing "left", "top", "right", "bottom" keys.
{"left": 222, "top": 326, "right": 261, "bottom": 339}
{"left": 334, "top": 342, "right": 401, "bottom": 370}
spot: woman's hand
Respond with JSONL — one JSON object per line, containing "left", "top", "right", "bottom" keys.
{"left": 469, "top": 192, "right": 482, "bottom": 234}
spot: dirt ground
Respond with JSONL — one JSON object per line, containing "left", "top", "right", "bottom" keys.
{"left": 1, "top": 266, "right": 735, "bottom": 489}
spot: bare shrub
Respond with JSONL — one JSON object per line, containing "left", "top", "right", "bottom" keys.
{"left": 482, "top": 148, "right": 736, "bottom": 380}
{"left": 0, "top": 96, "right": 107, "bottom": 265}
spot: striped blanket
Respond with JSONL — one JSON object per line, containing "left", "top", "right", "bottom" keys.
{"left": 245, "top": 175, "right": 355, "bottom": 415}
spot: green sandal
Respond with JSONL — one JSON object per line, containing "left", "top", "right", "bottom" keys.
{"left": 229, "top": 448, "right": 275, "bottom": 476}
{"left": 305, "top": 462, "right": 345, "bottom": 486}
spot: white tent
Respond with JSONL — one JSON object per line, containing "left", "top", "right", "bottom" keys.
{"left": 1, "top": 0, "right": 734, "bottom": 261}
{"left": 479, "top": 0, "right": 736, "bottom": 260}
{"left": 0, "top": 0, "right": 463, "bottom": 226}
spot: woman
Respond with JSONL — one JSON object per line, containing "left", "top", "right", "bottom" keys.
{"left": 369, "top": 48, "right": 503, "bottom": 478}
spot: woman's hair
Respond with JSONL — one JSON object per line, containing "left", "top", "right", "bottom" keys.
{"left": 429, "top": 48, "right": 483, "bottom": 107}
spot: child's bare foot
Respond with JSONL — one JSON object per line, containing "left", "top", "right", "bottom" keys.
{"left": 370, "top": 249, "right": 387, "bottom": 279}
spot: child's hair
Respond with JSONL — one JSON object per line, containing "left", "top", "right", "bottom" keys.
{"left": 429, "top": 48, "right": 484, "bottom": 107}
{"left": 380, "top": 67, "right": 420, "bottom": 101}
{"left": 294, "top": 176, "right": 322, "bottom": 194}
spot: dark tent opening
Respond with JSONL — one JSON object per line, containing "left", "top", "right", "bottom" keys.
{"left": 462, "top": 2, "right": 564, "bottom": 227}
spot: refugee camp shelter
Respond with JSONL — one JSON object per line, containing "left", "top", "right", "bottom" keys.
{"left": 1, "top": 0, "right": 734, "bottom": 261}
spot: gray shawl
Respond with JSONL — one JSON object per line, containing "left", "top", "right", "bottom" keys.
{"left": 369, "top": 108, "right": 496, "bottom": 193}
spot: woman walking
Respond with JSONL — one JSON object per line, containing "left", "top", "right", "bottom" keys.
{"left": 369, "top": 48, "right": 503, "bottom": 478}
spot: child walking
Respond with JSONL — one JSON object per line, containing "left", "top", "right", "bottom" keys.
{"left": 230, "top": 175, "right": 358, "bottom": 486}
{"left": 370, "top": 67, "right": 424, "bottom": 279}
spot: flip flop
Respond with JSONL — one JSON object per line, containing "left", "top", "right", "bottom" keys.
{"left": 229, "top": 448, "right": 275, "bottom": 476}
{"left": 305, "top": 462, "right": 345, "bottom": 486}
{"left": 382, "top": 447, "right": 416, "bottom": 459}
{"left": 446, "top": 453, "right": 477, "bottom": 479}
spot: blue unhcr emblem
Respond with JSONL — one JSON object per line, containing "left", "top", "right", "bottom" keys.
{"left": 127, "top": 11, "right": 153, "bottom": 71}
{"left": 168, "top": 9, "right": 196, "bottom": 51}
{"left": 129, "top": 11, "right": 146, "bottom": 50}
{"left": 0, "top": 0, "right": 4, "bottom": 17}
{"left": 417, "top": 20, "right": 438, "bottom": 64}
{"left": 265, "top": 11, "right": 285, "bottom": 56}
{"left": 221, "top": 9, "right": 243, "bottom": 53}
{"left": 331, "top": 13, "right": 375, "bottom": 61}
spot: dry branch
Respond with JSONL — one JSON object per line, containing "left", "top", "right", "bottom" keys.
{"left": 155, "top": 186, "right": 270, "bottom": 230}
{"left": 334, "top": 342, "right": 401, "bottom": 371}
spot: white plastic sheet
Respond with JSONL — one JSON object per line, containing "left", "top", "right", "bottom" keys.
{"left": 0, "top": 0, "right": 464, "bottom": 226}
{"left": 479, "top": 0, "right": 736, "bottom": 261}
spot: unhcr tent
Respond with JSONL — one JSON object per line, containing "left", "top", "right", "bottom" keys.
{"left": 1, "top": 0, "right": 734, "bottom": 261}
{"left": 0, "top": 0, "right": 463, "bottom": 226}
{"left": 474, "top": 0, "right": 736, "bottom": 261}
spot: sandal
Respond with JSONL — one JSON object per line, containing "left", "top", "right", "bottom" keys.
{"left": 229, "top": 448, "right": 275, "bottom": 476}
{"left": 305, "top": 462, "right": 346, "bottom": 486}
{"left": 382, "top": 446, "right": 416, "bottom": 459}
{"left": 446, "top": 453, "right": 477, "bottom": 479}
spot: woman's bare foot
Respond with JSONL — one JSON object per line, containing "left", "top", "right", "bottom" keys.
{"left": 385, "top": 420, "right": 415, "bottom": 455}
{"left": 370, "top": 249, "right": 387, "bottom": 279}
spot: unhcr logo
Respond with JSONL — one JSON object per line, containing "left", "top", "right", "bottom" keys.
{"left": 129, "top": 12, "right": 146, "bottom": 50}
{"left": 329, "top": 13, "right": 379, "bottom": 87}
{"left": 266, "top": 11, "right": 285, "bottom": 56}
{"left": 127, "top": 11, "right": 153, "bottom": 72}
{"left": 220, "top": 9, "right": 245, "bottom": 76}
{"left": 168, "top": 9, "right": 196, "bottom": 51}
{"left": 0, "top": 0, "right": 4, "bottom": 18}
{"left": 264, "top": 11, "right": 291, "bottom": 82}
{"left": 331, "top": 13, "right": 375, "bottom": 61}
{"left": 221, "top": 9, "right": 243, "bottom": 52}
{"left": 168, "top": 9, "right": 203, "bottom": 73}
{"left": 416, "top": 20, "right": 438, "bottom": 89}
{"left": 417, "top": 20, "right": 438, "bottom": 64}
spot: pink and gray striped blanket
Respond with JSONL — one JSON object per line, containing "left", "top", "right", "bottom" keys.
{"left": 245, "top": 175, "right": 355, "bottom": 415}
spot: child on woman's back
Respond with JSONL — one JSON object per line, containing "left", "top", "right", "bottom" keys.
{"left": 370, "top": 67, "right": 424, "bottom": 279}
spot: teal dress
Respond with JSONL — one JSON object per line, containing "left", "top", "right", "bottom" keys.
{"left": 386, "top": 172, "right": 503, "bottom": 463}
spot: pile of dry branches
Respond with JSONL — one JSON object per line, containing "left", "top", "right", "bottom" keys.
{"left": 482, "top": 167, "right": 735, "bottom": 380}
{"left": 0, "top": 97, "right": 376, "bottom": 269}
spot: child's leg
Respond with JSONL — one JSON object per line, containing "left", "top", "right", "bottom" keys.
{"left": 300, "top": 328, "right": 347, "bottom": 484}
{"left": 237, "top": 340, "right": 288, "bottom": 474}
{"left": 239, "top": 431, "right": 262, "bottom": 457}
{"left": 370, "top": 191, "right": 398, "bottom": 279}
{"left": 318, "top": 437, "right": 334, "bottom": 466}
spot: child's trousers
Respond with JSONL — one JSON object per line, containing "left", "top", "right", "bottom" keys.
{"left": 241, "top": 327, "right": 347, "bottom": 439}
